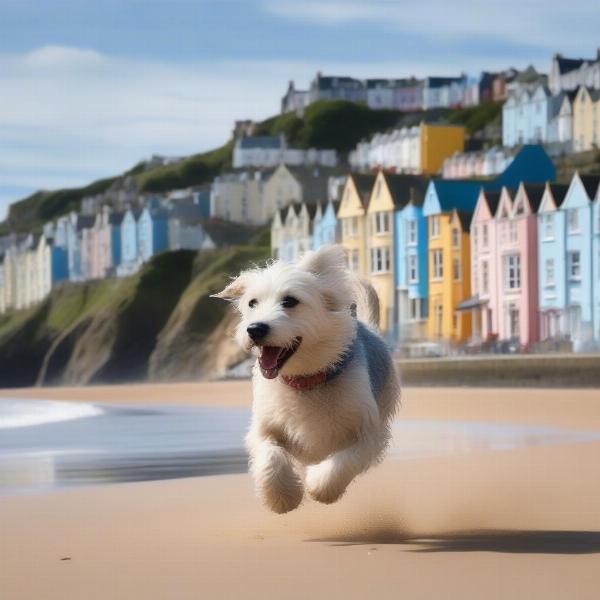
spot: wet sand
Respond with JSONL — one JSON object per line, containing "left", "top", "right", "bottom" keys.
{"left": 1, "top": 383, "right": 600, "bottom": 599}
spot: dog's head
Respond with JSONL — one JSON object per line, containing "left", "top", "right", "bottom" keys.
{"left": 212, "top": 245, "right": 356, "bottom": 378}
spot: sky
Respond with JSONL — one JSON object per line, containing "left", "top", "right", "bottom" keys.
{"left": 1, "top": 0, "right": 598, "bottom": 219}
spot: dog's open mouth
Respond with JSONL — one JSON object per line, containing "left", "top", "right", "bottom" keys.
{"left": 258, "top": 337, "right": 301, "bottom": 379}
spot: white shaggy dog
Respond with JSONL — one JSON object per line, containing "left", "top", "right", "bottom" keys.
{"left": 212, "top": 245, "right": 400, "bottom": 513}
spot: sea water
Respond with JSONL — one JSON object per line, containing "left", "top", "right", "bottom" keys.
{"left": 1, "top": 399, "right": 599, "bottom": 495}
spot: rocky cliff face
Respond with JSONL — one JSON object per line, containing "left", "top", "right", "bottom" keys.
{"left": 0, "top": 246, "right": 267, "bottom": 388}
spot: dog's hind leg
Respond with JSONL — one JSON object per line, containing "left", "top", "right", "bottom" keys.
{"left": 305, "top": 401, "right": 388, "bottom": 505}
{"left": 246, "top": 430, "right": 304, "bottom": 514}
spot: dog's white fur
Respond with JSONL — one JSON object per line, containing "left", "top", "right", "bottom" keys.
{"left": 213, "top": 245, "right": 400, "bottom": 513}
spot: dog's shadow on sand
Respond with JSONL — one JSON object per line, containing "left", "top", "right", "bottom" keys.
{"left": 310, "top": 530, "right": 600, "bottom": 554}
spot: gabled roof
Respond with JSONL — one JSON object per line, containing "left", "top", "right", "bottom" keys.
{"left": 382, "top": 173, "right": 428, "bottom": 209}
{"left": 314, "top": 74, "right": 364, "bottom": 90}
{"left": 238, "top": 135, "right": 282, "bottom": 150}
{"left": 547, "top": 183, "right": 569, "bottom": 207}
{"left": 494, "top": 145, "right": 555, "bottom": 188}
{"left": 579, "top": 175, "right": 600, "bottom": 200}
{"left": 481, "top": 191, "right": 501, "bottom": 216}
{"left": 556, "top": 56, "right": 587, "bottom": 74}
{"left": 350, "top": 173, "right": 376, "bottom": 208}
{"left": 427, "top": 180, "right": 482, "bottom": 214}
{"left": 521, "top": 183, "right": 546, "bottom": 213}
{"left": 456, "top": 211, "right": 473, "bottom": 232}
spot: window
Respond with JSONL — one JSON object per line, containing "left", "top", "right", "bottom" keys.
{"left": 409, "top": 298, "right": 424, "bottom": 321}
{"left": 432, "top": 249, "right": 443, "bottom": 280}
{"left": 375, "top": 180, "right": 382, "bottom": 197}
{"left": 406, "top": 220, "right": 417, "bottom": 245}
{"left": 373, "top": 211, "right": 390, "bottom": 235}
{"left": 568, "top": 251, "right": 581, "bottom": 280}
{"left": 568, "top": 208, "right": 580, "bottom": 234}
{"left": 503, "top": 254, "right": 521, "bottom": 290}
{"left": 431, "top": 215, "right": 440, "bottom": 238}
{"left": 482, "top": 260, "right": 489, "bottom": 294}
{"left": 482, "top": 224, "right": 488, "bottom": 248}
{"left": 509, "top": 221, "right": 518, "bottom": 242}
{"left": 542, "top": 214, "right": 554, "bottom": 240}
{"left": 453, "top": 258, "right": 461, "bottom": 281}
{"left": 545, "top": 258, "right": 555, "bottom": 287}
{"left": 342, "top": 217, "right": 358, "bottom": 238}
{"left": 370, "top": 247, "right": 390, "bottom": 273}
{"left": 451, "top": 228, "right": 460, "bottom": 248}
{"left": 473, "top": 225, "right": 478, "bottom": 251}
{"left": 408, "top": 255, "right": 418, "bottom": 283}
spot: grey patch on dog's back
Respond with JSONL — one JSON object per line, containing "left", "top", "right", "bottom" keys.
{"left": 355, "top": 321, "right": 392, "bottom": 398}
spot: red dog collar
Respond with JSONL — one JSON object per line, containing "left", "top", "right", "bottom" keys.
{"left": 281, "top": 371, "right": 328, "bottom": 390}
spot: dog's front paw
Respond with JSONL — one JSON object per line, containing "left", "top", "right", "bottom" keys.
{"left": 252, "top": 445, "right": 304, "bottom": 514}
{"left": 305, "top": 462, "right": 349, "bottom": 505}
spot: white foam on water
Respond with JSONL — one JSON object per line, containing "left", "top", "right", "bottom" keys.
{"left": 0, "top": 399, "right": 105, "bottom": 429}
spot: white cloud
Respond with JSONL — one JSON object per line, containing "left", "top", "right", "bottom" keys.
{"left": 263, "top": 0, "right": 600, "bottom": 55}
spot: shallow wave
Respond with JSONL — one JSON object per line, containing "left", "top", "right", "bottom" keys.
{"left": 0, "top": 400, "right": 104, "bottom": 429}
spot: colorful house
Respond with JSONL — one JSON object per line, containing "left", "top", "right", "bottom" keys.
{"left": 278, "top": 202, "right": 318, "bottom": 263}
{"left": 312, "top": 200, "right": 339, "bottom": 250}
{"left": 337, "top": 174, "right": 375, "bottom": 276}
{"left": 117, "top": 209, "right": 139, "bottom": 276}
{"left": 494, "top": 184, "right": 544, "bottom": 346}
{"left": 537, "top": 183, "right": 569, "bottom": 342}
{"left": 366, "top": 171, "right": 426, "bottom": 334}
{"left": 572, "top": 87, "right": 600, "bottom": 152}
{"left": 393, "top": 181, "right": 429, "bottom": 341}
{"left": 423, "top": 180, "right": 481, "bottom": 342}
{"left": 561, "top": 174, "right": 600, "bottom": 349}
{"left": 137, "top": 207, "right": 169, "bottom": 263}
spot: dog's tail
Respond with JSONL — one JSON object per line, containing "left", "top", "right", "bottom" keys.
{"left": 349, "top": 274, "right": 380, "bottom": 330}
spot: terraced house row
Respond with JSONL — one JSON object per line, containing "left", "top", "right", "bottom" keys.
{"left": 271, "top": 145, "right": 600, "bottom": 352}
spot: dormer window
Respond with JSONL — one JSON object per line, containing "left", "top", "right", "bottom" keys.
{"left": 567, "top": 208, "right": 580, "bottom": 234}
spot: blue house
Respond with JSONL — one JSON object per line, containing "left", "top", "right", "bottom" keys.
{"left": 312, "top": 200, "right": 339, "bottom": 250}
{"left": 118, "top": 209, "right": 139, "bottom": 276}
{"left": 537, "top": 183, "right": 569, "bottom": 345}
{"left": 394, "top": 190, "right": 429, "bottom": 341}
{"left": 109, "top": 212, "right": 124, "bottom": 268}
{"left": 560, "top": 174, "right": 599, "bottom": 350}
{"left": 137, "top": 207, "right": 169, "bottom": 263}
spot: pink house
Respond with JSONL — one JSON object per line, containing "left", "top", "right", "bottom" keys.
{"left": 471, "top": 184, "right": 544, "bottom": 347}
{"left": 470, "top": 188, "right": 501, "bottom": 342}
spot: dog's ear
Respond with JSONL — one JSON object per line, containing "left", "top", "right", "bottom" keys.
{"left": 297, "top": 245, "right": 346, "bottom": 277}
{"left": 211, "top": 273, "right": 249, "bottom": 301}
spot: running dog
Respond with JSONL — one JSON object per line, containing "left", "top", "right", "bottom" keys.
{"left": 212, "top": 245, "right": 400, "bottom": 513}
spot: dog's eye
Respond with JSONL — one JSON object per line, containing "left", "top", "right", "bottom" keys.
{"left": 248, "top": 299, "right": 258, "bottom": 308}
{"left": 281, "top": 296, "right": 299, "bottom": 309}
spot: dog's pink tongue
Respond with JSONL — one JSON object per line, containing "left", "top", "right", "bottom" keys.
{"left": 259, "top": 346, "right": 282, "bottom": 371}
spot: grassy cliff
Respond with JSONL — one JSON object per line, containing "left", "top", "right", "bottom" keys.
{"left": 0, "top": 244, "right": 269, "bottom": 387}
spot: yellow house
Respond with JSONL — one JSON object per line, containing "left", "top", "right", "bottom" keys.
{"left": 365, "top": 171, "right": 428, "bottom": 333}
{"left": 420, "top": 123, "right": 465, "bottom": 175}
{"left": 573, "top": 87, "right": 600, "bottom": 152}
{"left": 426, "top": 209, "right": 473, "bottom": 342}
{"left": 337, "top": 174, "right": 375, "bottom": 276}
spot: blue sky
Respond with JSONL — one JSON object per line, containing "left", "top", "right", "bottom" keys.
{"left": 1, "top": 0, "right": 598, "bottom": 218}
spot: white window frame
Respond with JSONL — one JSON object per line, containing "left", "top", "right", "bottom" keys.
{"left": 370, "top": 247, "right": 391, "bottom": 274}
{"left": 503, "top": 253, "right": 521, "bottom": 291}
{"left": 408, "top": 254, "right": 418, "bottom": 283}
{"left": 432, "top": 249, "right": 443, "bottom": 280}
{"left": 509, "top": 220, "right": 518, "bottom": 242}
{"left": 482, "top": 224, "right": 489, "bottom": 248}
{"left": 451, "top": 228, "right": 460, "bottom": 249}
{"left": 373, "top": 211, "right": 390, "bottom": 235}
{"left": 406, "top": 220, "right": 417, "bottom": 245}
{"left": 568, "top": 251, "right": 581, "bottom": 280}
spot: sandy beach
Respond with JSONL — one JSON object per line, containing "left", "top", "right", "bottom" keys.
{"left": 1, "top": 383, "right": 600, "bottom": 599}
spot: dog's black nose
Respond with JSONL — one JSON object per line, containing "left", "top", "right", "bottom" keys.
{"left": 247, "top": 322, "right": 270, "bottom": 342}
